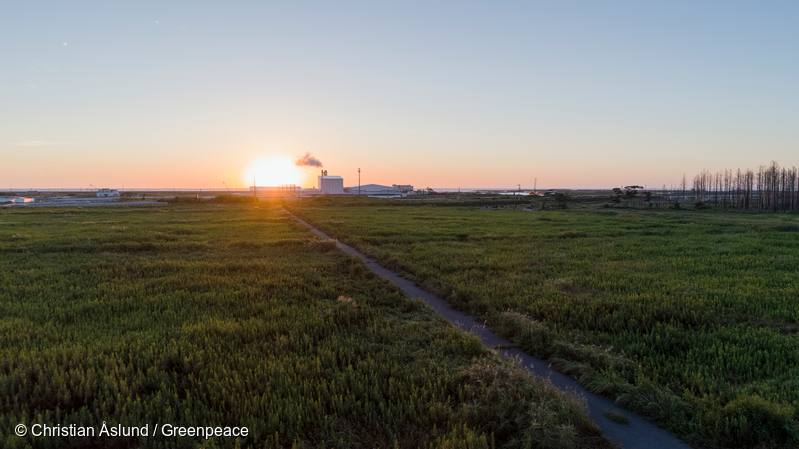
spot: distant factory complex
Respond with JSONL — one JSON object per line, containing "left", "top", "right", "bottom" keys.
{"left": 250, "top": 170, "right": 418, "bottom": 198}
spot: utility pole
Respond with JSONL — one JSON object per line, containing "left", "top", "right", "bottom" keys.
{"left": 358, "top": 168, "right": 361, "bottom": 196}
{"left": 253, "top": 176, "right": 256, "bottom": 200}
{"left": 534, "top": 178, "right": 537, "bottom": 193}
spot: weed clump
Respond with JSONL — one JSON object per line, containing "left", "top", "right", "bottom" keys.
{"left": 602, "top": 411, "right": 629, "bottom": 425}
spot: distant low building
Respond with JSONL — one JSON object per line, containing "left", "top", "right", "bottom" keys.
{"left": 392, "top": 184, "right": 414, "bottom": 193}
{"left": 345, "top": 184, "right": 390, "bottom": 195}
{"left": 344, "top": 184, "right": 409, "bottom": 197}
{"left": 97, "top": 189, "right": 120, "bottom": 197}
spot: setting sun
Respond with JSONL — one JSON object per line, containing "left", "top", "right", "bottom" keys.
{"left": 242, "top": 156, "right": 303, "bottom": 187}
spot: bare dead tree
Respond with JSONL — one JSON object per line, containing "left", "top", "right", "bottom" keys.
{"left": 672, "top": 162, "right": 799, "bottom": 212}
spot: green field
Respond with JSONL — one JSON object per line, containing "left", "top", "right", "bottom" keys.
{"left": 290, "top": 198, "right": 799, "bottom": 448}
{"left": 0, "top": 205, "right": 611, "bottom": 449}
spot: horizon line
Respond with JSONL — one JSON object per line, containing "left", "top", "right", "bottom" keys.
{"left": 2, "top": 186, "right": 657, "bottom": 192}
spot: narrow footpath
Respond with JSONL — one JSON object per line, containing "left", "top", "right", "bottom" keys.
{"left": 286, "top": 210, "right": 691, "bottom": 449}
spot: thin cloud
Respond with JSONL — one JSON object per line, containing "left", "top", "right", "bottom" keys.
{"left": 62, "top": 42, "right": 67, "bottom": 46}
{"left": 295, "top": 152, "right": 323, "bottom": 168}
{"left": 154, "top": 20, "right": 159, "bottom": 25}
{"left": 9, "top": 140, "right": 64, "bottom": 147}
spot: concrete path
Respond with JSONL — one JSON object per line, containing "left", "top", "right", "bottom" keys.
{"left": 286, "top": 210, "right": 692, "bottom": 449}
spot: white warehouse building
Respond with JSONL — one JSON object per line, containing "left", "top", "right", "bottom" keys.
{"left": 96, "top": 188, "right": 120, "bottom": 197}
{"left": 318, "top": 170, "right": 344, "bottom": 194}
{"left": 344, "top": 184, "right": 412, "bottom": 197}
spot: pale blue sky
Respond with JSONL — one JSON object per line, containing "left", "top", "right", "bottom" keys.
{"left": 2, "top": 1, "right": 798, "bottom": 189}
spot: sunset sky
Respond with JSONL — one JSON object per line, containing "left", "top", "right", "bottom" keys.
{"left": 2, "top": 1, "right": 798, "bottom": 190}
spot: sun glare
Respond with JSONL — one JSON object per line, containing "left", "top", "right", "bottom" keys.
{"left": 243, "top": 156, "right": 303, "bottom": 187}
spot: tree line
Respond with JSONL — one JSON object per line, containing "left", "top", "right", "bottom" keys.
{"left": 635, "top": 161, "right": 799, "bottom": 212}
{"left": 678, "top": 161, "right": 798, "bottom": 211}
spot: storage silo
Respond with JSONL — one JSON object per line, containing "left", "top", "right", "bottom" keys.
{"left": 317, "top": 170, "right": 344, "bottom": 194}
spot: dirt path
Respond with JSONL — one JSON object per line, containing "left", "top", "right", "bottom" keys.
{"left": 286, "top": 210, "right": 691, "bottom": 449}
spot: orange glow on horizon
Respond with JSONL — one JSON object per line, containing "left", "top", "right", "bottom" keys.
{"left": 241, "top": 155, "right": 304, "bottom": 187}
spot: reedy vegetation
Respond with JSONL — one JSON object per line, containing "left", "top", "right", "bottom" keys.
{"left": 290, "top": 198, "right": 799, "bottom": 448}
{"left": 0, "top": 205, "right": 610, "bottom": 449}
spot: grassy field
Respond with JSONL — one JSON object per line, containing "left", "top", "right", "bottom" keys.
{"left": 0, "top": 204, "right": 611, "bottom": 449}
{"left": 290, "top": 197, "right": 799, "bottom": 449}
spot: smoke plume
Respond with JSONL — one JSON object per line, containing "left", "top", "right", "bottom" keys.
{"left": 295, "top": 152, "right": 323, "bottom": 168}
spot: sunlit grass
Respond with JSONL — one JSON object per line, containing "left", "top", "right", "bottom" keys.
{"left": 0, "top": 204, "right": 611, "bottom": 449}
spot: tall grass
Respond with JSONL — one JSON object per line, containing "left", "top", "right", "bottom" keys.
{"left": 291, "top": 199, "right": 799, "bottom": 448}
{"left": 0, "top": 205, "right": 611, "bottom": 449}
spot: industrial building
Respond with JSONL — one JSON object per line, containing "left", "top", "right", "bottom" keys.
{"left": 392, "top": 184, "right": 414, "bottom": 193}
{"left": 345, "top": 184, "right": 390, "bottom": 195}
{"left": 96, "top": 188, "right": 120, "bottom": 197}
{"left": 245, "top": 172, "right": 411, "bottom": 197}
{"left": 318, "top": 170, "right": 344, "bottom": 194}
{"left": 344, "top": 184, "right": 414, "bottom": 198}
